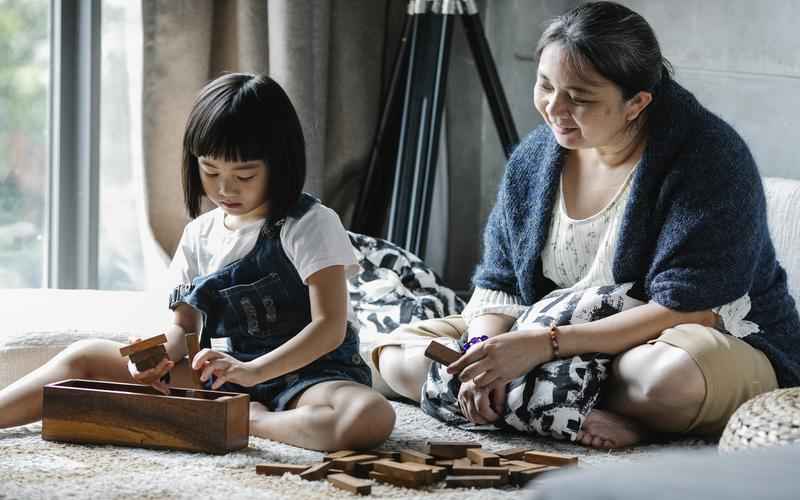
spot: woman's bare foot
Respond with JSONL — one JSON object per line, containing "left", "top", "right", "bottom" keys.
{"left": 575, "top": 409, "right": 648, "bottom": 449}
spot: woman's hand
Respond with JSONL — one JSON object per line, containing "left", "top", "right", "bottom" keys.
{"left": 458, "top": 379, "right": 508, "bottom": 424}
{"left": 192, "top": 349, "right": 262, "bottom": 389}
{"left": 126, "top": 337, "right": 174, "bottom": 395}
{"left": 448, "top": 329, "right": 552, "bottom": 388}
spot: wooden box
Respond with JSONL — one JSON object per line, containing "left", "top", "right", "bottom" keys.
{"left": 42, "top": 379, "right": 249, "bottom": 454}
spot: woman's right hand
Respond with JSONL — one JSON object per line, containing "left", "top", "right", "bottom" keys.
{"left": 457, "top": 378, "right": 507, "bottom": 425}
{"left": 126, "top": 337, "right": 174, "bottom": 395}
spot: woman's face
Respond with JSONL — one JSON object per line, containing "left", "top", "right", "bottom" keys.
{"left": 198, "top": 156, "right": 270, "bottom": 219}
{"left": 533, "top": 43, "right": 650, "bottom": 151}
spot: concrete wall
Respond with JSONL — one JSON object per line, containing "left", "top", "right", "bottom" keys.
{"left": 443, "top": 0, "right": 800, "bottom": 291}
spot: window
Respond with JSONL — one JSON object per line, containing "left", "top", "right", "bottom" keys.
{"left": 98, "top": 0, "right": 146, "bottom": 290}
{"left": 0, "top": 0, "right": 151, "bottom": 290}
{"left": 0, "top": 0, "right": 50, "bottom": 288}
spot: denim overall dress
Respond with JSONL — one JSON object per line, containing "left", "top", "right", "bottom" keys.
{"left": 169, "top": 194, "right": 371, "bottom": 410}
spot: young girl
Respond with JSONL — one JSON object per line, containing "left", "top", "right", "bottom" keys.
{"left": 0, "top": 73, "right": 396, "bottom": 452}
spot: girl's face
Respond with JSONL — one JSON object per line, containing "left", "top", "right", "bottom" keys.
{"left": 533, "top": 43, "right": 650, "bottom": 151}
{"left": 198, "top": 156, "right": 269, "bottom": 219}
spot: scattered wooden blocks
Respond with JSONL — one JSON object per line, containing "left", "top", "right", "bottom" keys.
{"left": 427, "top": 440, "right": 482, "bottom": 459}
{"left": 252, "top": 446, "right": 579, "bottom": 492}
{"left": 255, "top": 463, "right": 311, "bottom": 476}
{"left": 523, "top": 451, "right": 579, "bottom": 467}
{"left": 467, "top": 448, "right": 501, "bottom": 466}
{"left": 327, "top": 473, "right": 372, "bottom": 495}
{"left": 424, "top": 341, "right": 462, "bottom": 366}
{"left": 120, "top": 334, "right": 169, "bottom": 373}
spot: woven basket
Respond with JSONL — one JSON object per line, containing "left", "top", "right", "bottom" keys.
{"left": 719, "top": 387, "right": 800, "bottom": 452}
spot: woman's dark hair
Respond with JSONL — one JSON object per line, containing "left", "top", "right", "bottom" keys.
{"left": 536, "top": 1, "right": 672, "bottom": 100}
{"left": 181, "top": 72, "right": 306, "bottom": 221}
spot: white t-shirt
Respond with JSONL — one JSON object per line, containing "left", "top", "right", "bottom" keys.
{"left": 169, "top": 202, "right": 359, "bottom": 292}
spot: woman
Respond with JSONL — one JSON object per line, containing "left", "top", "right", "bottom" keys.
{"left": 372, "top": 1, "right": 800, "bottom": 448}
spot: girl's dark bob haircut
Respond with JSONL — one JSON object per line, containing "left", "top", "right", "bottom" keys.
{"left": 181, "top": 72, "right": 306, "bottom": 221}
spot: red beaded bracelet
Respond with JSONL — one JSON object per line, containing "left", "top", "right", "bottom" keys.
{"left": 548, "top": 320, "right": 561, "bottom": 359}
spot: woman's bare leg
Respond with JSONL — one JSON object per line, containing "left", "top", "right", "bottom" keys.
{"left": 377, "top": 344, "right": 434, "bottom": 402}
{"left": 0, "top": 339, "right": 134, "bottom": 429}
{"left": 577, "top": 341, "right": 706, "bottom": 448}
{"left": 248, "top": 380, "right": 396, "bottom": 451}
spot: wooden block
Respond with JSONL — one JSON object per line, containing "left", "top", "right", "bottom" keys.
{"left": 330, "top": 454, "right": 378, "bottom": 474}
{"left": 119, "top": 334, "right": 168, "bottom": 357}
{"left": 368, "top": 471, "right": 420, "bottom": 489}
{"left": 329, "top": 468, "right": 344, "bottom": 475}
{"left": 132, "top": 350, "right": 168, "bottom": 372}
{"left": 445, "top": 475, "right": 506, "bottom": 488}
{"left": 327, "top": 473, "right": 371, "bottom": 495}
{"left": 467, "top": 448, "right": 500, "bottom": 466}
{"left": 371, "top": 449, "right": 401, "bottom": 461}
{"left": 372, "top": 460, "right": 429, "bottom": 485}
{"left": 185, "top": 332, "right": 203, "bottom": 387}
{"left": 427, "top": 440, "right": 481, "bottom": 459}
{"left": 399, "top": 448, "right": 435, "bottom": 465}
{"left": 129, "top": 345, "right": 167, "bottom": 364}
{"left": 299, "top": 461, "right": 334, "bottom": 481}
{"left": 324, "top": 450, "right": 359, "bottom": 462}
{"left": 494, "top": 447, "right": 532, "bottom": 461}
{"left": 256, "top": 463, "right": 311, "bottom": 476}
{"left": 523, "top": 451, "right": 579, "bottom": 467}
{"left": 42, "top": 379, "right": 249, "bottom": 454}
{"left": 424, "top": 341, "right": 462, "bottom": 366}
{"left": 512, "top": 465, "right": 559, "bottom": 485}
{"left": 453, "top": 457, "right": 473, "bottom": 467}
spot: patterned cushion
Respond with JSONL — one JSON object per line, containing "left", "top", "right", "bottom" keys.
{"left": 346, "top": 231, "right": 465, "bottom": 335}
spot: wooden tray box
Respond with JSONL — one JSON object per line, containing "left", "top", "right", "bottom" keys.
{"left": 42, "top": 379, "right": 249, "bottom": 454}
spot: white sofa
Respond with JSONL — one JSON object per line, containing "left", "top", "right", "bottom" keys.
{"left": 1, "top": 177, "right": 799, "bottom": 390}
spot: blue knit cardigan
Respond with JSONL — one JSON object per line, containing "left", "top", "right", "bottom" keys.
{"left": 473, "top": 79, "right": 800, "bottom": 387}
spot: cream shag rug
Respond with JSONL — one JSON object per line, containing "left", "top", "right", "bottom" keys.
{"left": 0, "top": 401, "right": 712, "bottom": 500}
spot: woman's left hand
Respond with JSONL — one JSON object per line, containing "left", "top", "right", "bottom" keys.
{"left": 192, "top": 349, "right": 261, "bottom": 389}
{"left": 447, "top": 329, "right": 552, "bottom": 388}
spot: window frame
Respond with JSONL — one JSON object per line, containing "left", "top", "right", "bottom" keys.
{"left": 46, "top": 0, "right": 101, "bottom": 289}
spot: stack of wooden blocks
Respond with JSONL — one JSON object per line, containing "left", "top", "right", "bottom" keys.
{"left": 255, "top": 442, "right": 578, "bottom": 495}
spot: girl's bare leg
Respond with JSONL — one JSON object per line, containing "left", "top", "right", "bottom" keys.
{"left": 377, "top": 344, "right": 433, "bottom": 402}
{"left": 248, "top": 380, "right": 396, "bottom": 451}
{"left": 0, "top": 339, "right": 134, "bottom": 429}
{"left": 578, "top": 341, "right": 706, "bottom": 448}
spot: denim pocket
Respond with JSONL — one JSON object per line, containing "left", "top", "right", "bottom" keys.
{"left": 219, "top": 272, "right": 287, "bottom": 338}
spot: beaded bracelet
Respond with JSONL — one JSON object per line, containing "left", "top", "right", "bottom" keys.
{"left": 462, "top": 335, "right": 489, "bottom": 353}
{"left": 548, "top": 320, "right": 561, "bottom": 359}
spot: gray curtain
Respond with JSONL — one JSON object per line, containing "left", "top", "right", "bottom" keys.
{"left": 141, "top": 0, "right": 392, "bottom": 257}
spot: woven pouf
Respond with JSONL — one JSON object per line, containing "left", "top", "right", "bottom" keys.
{"left": 719, "top": 387, "right": 800, "bottom": 452}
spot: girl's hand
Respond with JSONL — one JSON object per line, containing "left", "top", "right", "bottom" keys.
{"left": 126, "top": 337, "right": 174, "bottom": 395}
{"left": 192, "top": 349, "right": 261, "bottom": 389}
{"left": 447, "top": 329, "right": 552, "bottom": 387}
{"left": 457, "top": 379, "right": 508, "bottom": 424}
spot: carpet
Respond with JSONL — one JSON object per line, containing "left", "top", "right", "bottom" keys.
{"left": 0, "top": 401, "right": 713, "bottom": 500}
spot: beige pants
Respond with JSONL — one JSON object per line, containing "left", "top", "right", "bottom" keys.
{"left": 371, "top": 316, "right": 778, "bottom": 435}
